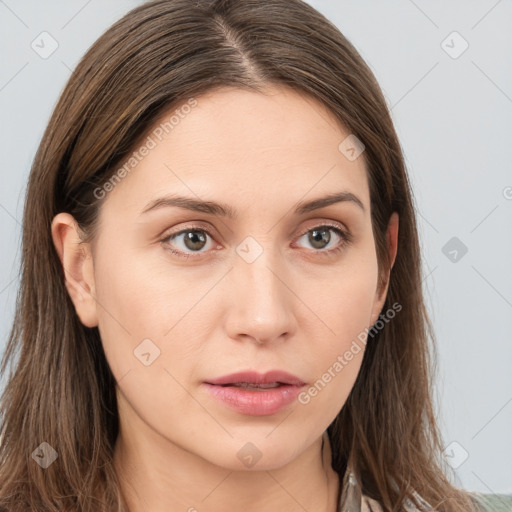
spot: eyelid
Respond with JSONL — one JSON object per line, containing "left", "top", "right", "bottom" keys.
{"left": 160, "top": 220, "right": 219, "bottom": 240}
{"left": 296, "top": 219, "right": 348, "bottom": 238}
{"left": 162, "top": 218, "right": 349, "bottom": 239}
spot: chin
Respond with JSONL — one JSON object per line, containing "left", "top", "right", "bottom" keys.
{"left": 203, "top": 436, "right": 306, "bottom": 472}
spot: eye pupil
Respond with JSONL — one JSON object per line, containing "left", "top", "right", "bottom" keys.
{"left": 184, "top": 231, "right": 207, "bottom": 251}
{"left": 309, "top": 229, "right": 331, "bottom": 249}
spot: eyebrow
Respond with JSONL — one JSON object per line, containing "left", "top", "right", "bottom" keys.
{"left": 140, "top": 191, "right": 365, "bottom": 218}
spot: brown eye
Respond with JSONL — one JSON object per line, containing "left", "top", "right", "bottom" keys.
{"left": 161, "top": 227, "right": 215, "bottom": 258}
{"left": 307, "top": 227, "right": 333, "bottom": 249}
{"left": 180, "top": 230, "right": 208, "bottom": 251}
{"left": 295, "top": 224, "right": 351, "bottom": 255}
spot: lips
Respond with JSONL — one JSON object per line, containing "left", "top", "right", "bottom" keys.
{"left": 202, "top": 370, "right": 307, "bottom": 416}
{"left": 204, "top": 370, "right": 306, "bottom": 387}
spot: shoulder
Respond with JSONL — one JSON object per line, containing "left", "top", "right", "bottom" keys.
{"left": 361, "top": 494, "right": 432, "bottom": 512}
{"left": 362, "top": 491, "right": 512, "bottom": 512}
{"left": 361, "top": 492, "right": 431, "bottom": 511}
{"left": 470, "top": 493, "right": 512, "bottom": 511}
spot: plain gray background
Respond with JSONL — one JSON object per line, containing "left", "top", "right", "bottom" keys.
{"left": 0, "top": 0, "right": 511, "bottom": 495}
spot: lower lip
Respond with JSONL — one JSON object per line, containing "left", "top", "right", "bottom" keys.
{"left": 202, "top": 383, "right": 305, "bottom": 416}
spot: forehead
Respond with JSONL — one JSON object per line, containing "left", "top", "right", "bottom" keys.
{"left": 100, "top": 85, "right": 370, "bottom": 219}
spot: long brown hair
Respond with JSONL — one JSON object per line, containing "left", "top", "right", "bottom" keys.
{"left": 0, "top": 1, "right": 480, "bottom": 510}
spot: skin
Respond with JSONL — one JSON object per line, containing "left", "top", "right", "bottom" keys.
{"left": 51, "top": 85, "right": 398, "bottom": 512}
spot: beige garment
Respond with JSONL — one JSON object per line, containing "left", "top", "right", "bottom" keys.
{"left": 361, "top": 496, "right": 384, "bottom": 512}
{"left": 360, "top": 494, "right": 432, "bottom": 511}
{"left": 338, "top": 473, "right": 433, "bottom": 512}
{"left": 324, "top": 431, "right": 433, "bottom": 512}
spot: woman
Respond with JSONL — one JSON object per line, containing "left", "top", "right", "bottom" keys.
{"left": 0, "top": 0, "right": 501, "bottom": 510}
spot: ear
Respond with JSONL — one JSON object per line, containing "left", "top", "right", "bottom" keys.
{"left": 369, "top": 212, "right": 399, "bottom": 326}
{"left": 51, "top": 213, "right": 99, "bottom": 328}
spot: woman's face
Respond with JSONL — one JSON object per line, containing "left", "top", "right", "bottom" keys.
{"left": 54, "top": 85, "right": 397, "bottom": 470}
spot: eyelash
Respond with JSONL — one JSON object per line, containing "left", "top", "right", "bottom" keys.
{"left": 160, "top": 222, "right": 353, "bottom": 260}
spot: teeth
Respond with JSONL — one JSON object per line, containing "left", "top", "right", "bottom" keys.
{"left": 231, "top": 382, "right": 282, "bottom": 389}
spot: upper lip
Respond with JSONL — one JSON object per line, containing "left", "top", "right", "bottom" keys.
{"left": 205, "top": 370, "right": 306, "bottom": 386}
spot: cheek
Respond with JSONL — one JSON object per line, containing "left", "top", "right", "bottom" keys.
{"left": 303, "top": 244, "right": 379, "bottom": 348}
{"left": 296, "top": 256, "right": 378, "bottom": 416}
{"left": 92, "top": 241, "right": 209, "bottom": 383}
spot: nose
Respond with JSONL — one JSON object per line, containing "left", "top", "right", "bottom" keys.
{"left": 223, "top": 243, "right": 297, "bottom": 346}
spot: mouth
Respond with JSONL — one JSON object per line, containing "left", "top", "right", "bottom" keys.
{"left": 216, "top": 382, "right": 288, "bottom": 390}
{"left": 202, "top": 370, "right": 306, "bottom": 416}
{"left": 204, "top": 369, "right": 306, "bottom": 387}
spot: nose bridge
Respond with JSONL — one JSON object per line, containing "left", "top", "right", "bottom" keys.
{"left": 226, "top": 236, "right": 295, "bottom": 343}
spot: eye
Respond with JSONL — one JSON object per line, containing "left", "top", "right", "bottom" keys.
{"left": 161, "top": 226, "right": 217, "bottom": 259}
{"left": 294, "top": 224, "right": 352, "bottom": 255}
{"left": 160, "top": 222, "right": 352, "bottom": 260}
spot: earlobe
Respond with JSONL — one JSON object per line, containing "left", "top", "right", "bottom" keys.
{"left": 50, "top": 213, "right": 99, "bottom": 328}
